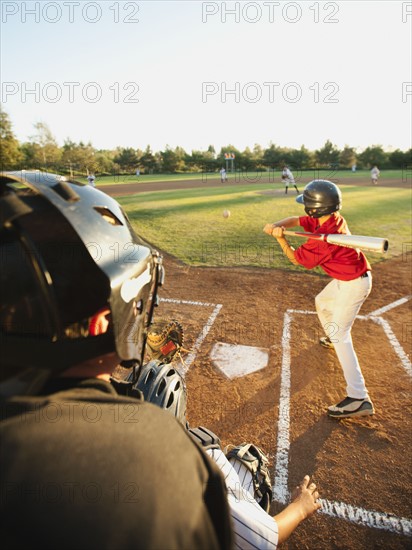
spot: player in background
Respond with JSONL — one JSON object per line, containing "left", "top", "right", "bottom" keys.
{"left": 281, "top": 165, "right": 300, "bottom": 194}
{"left": 263, "top": 180, "right": 374, "bottom": 419}
{"left": 370, "top": 165, "right": 380, "bottom": 185}
{"left": 220, "top": 166, "right": 228, "bottom": 183}
{"left": 87, "top": 172, "right": 96, "bottom": 186}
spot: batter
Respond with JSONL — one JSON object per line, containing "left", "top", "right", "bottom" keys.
{"left": 264, "top": 180, "right": 374, "bottom": 418}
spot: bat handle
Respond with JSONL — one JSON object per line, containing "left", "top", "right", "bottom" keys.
{"left": 283, "top": 230, "right": 323, "bottom": 239}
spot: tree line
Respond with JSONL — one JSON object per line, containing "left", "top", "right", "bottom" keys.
{"left": 1, "top": 109, "right": 411, "bottom": 176}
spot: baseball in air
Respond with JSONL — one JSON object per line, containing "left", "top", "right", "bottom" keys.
{"left": 223, "top": 209, "right": 231, "bottom": 218}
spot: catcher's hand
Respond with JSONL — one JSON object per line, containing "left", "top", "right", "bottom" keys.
{"left": 145, "top": 319, "right": 187, "bottom": 363}
{"left": 225, "top": 443, "right": 272, "bottom": 513}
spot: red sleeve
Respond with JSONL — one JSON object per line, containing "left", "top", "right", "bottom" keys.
{"left": 294, "top": 213, "right": 371, "bottom": 279}
{"left": 299, "top": 216, "right": 318, "bottom": 232}
{"left": 294, "top": 240, "right": 333, "bottom": 269}
{"left": 295, "top": 216, "right": 330, "bottom": 268}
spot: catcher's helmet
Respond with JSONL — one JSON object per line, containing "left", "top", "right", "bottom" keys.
{"left": 296, "top": 180, "right": 342, "bottom": 218}
{"left": 132, "top": 360, "right": 187, "bottom": 424}
{"left": 0, "top": 171, "right": 164, "bottom": 380}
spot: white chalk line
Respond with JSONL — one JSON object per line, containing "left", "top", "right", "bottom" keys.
{"left": 272, "top": 310, "right": 292, "bottom": 505}
{"left": 274, "top": 297, "right": 412, "bottom": 536}
{"left": 366, "top": 316, "right": 411, "bottom": 376}
{"left": 159, "top": 298, "right": 222, "bottom": 377}
{"left": 367, "top": 295, "right": 412, "bottom": 318}
{"left": 320, "top": 499, "right": 411, "bottom": 536}
{"left": 161, "top": 297, "right": 221, "bottom": 308}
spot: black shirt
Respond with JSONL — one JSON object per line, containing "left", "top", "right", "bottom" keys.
{"left": 0, "top": 379, "right": 233, "bottom": 550}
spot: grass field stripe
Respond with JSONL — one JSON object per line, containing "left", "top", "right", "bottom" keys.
{"left": 367, "top": 295, "right": 411, "bottom": 317}
{"left": 272, "top": 310, "right": 292, "bottom": 505}
{"left": 319, "top": 499, "right": 412, "bottom": 536}
{"left": 370, "top": 316, "right": 412, "bottom": 376}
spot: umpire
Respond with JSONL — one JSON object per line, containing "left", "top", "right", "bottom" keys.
{"left": 0, "top": 172, "right": 232, "bottom": 550}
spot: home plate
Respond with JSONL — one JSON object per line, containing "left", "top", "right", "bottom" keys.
{"left": 210, "top": 342, "right": 269, "bottom": 379}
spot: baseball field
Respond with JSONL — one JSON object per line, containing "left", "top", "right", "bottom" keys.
{"left": 105, "top": 172, "right": 411, "bottom": 549}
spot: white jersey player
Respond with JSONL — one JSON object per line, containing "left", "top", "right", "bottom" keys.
{"left": 207, "top": 448, "right": 320, "bottom": 548}
{"left": 281, "top": 166, "right": 299, "bottom": 194}
{"left": 220, "top": 167, "right": 228, "bottom": 183}
{"left": 370, "top": 166, "right": 380, "bottom": 185}
{"left": 87, "top": 173, "right": 96, "bottom": 187}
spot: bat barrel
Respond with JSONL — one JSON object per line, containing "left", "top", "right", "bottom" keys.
{"left": 325, "top": 234, "right": 389, "bottom": 253}
{"left": 282, "top": 230, "right": 389, "bottom": 253}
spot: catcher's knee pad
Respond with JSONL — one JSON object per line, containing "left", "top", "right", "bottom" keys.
{"left": 188, "top": 426, "right": 221, "bottom": 451}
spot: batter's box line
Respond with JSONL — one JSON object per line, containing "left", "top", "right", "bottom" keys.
{"left": 292, "top": 296, "right": 412, "bottom": 376}
{"left": 360, "top": 294, "right": 411, "bottom": 376}
{"left": 321, "top": 499, "right": 412, "bottom": 536}
{"left": 358, "top": 315, "right": 412, "bottom": 376}
{"left": 272, "top": 305, "right": 412, "bottom": 537}
{"left": 160, "top": 298, "right": 222, "bottom": 376}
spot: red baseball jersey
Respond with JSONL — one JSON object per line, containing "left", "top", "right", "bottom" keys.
{"left": 294, "top": 213, "right": 371, "bottom": 281}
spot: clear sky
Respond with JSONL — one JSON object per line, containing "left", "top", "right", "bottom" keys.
{"left": 1, "top": 0, "right": 411, "bottom": 153}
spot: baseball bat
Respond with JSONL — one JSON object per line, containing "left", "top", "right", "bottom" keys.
{"left": 283, "top": 231, "right": 389, "bottom": 253}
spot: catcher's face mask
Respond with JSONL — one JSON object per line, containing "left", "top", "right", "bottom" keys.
{"left": 0, "top": 171, "right": 164, "bottom": 374}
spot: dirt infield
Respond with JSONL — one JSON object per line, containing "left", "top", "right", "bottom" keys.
{"left": 157, "top": 254, "right": 411, "bottom": 549}
{"left": 106, "top": 178, "right": 411, "bottom": 548}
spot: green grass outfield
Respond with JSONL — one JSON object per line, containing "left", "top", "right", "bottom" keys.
{"left": 117, "top": 183, "right": 411, "bottom": 272}
{"left": 82, "top": 169, "right": 405, "bottom": 186}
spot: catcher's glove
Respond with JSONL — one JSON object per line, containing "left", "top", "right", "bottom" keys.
{"left": 146, "top": 319, "right": 186, "bottom": 363}
{"left": 225, "top": 443, "right": 272, "bottom": 513}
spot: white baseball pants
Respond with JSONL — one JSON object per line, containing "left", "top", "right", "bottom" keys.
{"left": 315, "top": 272, "right": 372, "bottom": 399}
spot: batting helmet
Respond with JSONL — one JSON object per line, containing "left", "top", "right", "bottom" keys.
{"left": 132, "top": 360, "right": 187, "bottom": 424}
{"left": 0, "top": 171, "right": 164, "bottom": 382}
{"left": 296, "top": 180, "right": 342, "bottom": 218}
